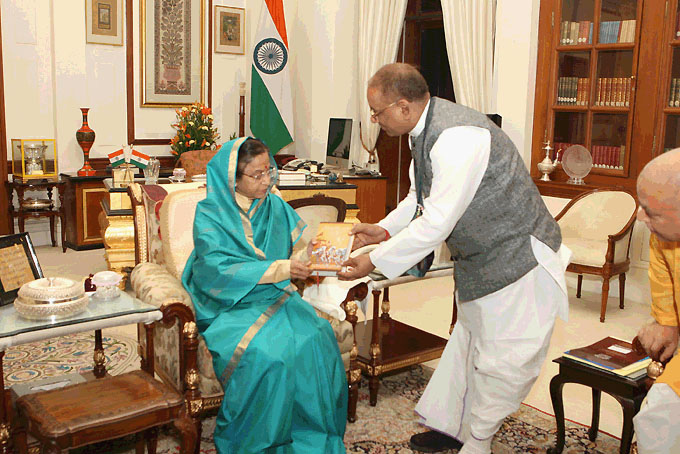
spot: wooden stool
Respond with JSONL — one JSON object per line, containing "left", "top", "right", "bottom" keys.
{"left": 547, "top": 357, "right": 648, "bottom": 454}
{"left": 14, "top": 370, "right": 196, "bottom": 454}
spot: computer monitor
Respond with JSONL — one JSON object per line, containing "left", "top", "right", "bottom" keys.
{"left": 325, "top": 118, "right": 353, "bottom": 169}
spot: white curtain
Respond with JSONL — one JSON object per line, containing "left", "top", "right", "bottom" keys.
{"left": 357, "top": 0, "right": 408, "bottom": 164}
{"left": 441, "top": 0, "right": 495, "bottom": 113}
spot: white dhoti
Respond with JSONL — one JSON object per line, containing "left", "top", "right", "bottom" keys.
{"left": 415, "top": 238, "right": 570, "bottom": 441}
{"left": 634, "top": 383, "right": 680, "bottom": 453}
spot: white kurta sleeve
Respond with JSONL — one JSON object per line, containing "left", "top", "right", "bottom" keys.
{"left": 377, "top": 163, "right": 417, "bottom": 235}
{"left": 369, "top": 126, "right": 491, "bottom": 279}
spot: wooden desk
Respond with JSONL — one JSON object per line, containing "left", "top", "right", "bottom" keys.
{"left": 344, "top": 176, "right": 387, "bottom": 224}
{"left": 60, "top": 171, "right": 173, "bottom": 251}
{"left": 5, "top": 179, "right": 66, "bottom": 252}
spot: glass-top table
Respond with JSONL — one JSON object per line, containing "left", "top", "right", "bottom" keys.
{"left": 0, "top": 292, "right": 160, "bottom": 350}
{"left": 0, "top": 292, "right": 162, "bottom": 453}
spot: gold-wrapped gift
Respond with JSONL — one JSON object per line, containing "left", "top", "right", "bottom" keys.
{"left": 112, "top": 164, "right": 136, "bottom": 188}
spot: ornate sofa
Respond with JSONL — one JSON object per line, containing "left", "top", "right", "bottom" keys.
{"left": 127, "top": 182, "right": 364, "bottom": 446}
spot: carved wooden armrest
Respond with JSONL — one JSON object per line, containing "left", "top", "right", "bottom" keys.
{"left": 159, "top": 302, "right": 202, "bottom": 417}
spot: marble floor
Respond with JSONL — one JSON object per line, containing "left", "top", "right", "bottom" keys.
{"left": 35, "top": 244, "right": 653, "bottom": 440}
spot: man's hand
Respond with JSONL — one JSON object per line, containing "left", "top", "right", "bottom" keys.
{"left": 636, "top": 321, "right": 680, "bottom": 363}
{"left": 351, "top": 223, "right": 389, "bottom": 250}
{"left": 337, "top": 254, "right": 376, "bottom": 280}
{"left": 290, "top": 259, "right": 312, "bottom": 280}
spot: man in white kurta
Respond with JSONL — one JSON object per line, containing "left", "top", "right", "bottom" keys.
{"left": 340, "top": 63, "right": 570, "bottom": 454}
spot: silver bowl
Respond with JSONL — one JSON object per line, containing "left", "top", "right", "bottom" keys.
{"left": 14, "top": 277, "right": 89, "bottom": 320}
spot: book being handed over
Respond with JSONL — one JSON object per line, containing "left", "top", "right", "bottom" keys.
{"left": 309, "top": 222, "right": 355, "bottom": 277}
{"left": 563, "top": 336, "right": 651, "bottom": 377}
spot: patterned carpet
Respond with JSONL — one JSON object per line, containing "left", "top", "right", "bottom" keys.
{"left": 4, "top": 332, "right": 138, "bottom": 385}
{"left": 5, "top": 335, "right": 623, "bottom": 453}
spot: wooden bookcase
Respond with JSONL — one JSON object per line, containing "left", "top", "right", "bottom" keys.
{"left": 531, "top": 0, "right": 674, "bottom": 196}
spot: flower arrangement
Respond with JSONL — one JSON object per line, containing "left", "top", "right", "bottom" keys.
{"left": 170, "top": 102, "right": 220, "bottom": 160}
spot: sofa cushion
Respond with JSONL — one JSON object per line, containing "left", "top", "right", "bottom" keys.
{"left": 139, "top": 182, "right": 207, "bottom": 265}
{"left": 159, "top": 187, "right": 207, "bottom": 280}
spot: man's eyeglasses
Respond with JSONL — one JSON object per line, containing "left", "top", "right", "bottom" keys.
{"left": 370, "top": 101, "right": 398, "bottom": 119}
{"left": 242, "top": 166, "right": 276, "bottom": 181}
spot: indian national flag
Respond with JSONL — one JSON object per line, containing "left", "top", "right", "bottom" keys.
{"left": 250, "top": 0, "right": 294, "bottom": 154}
{"left": 108, "top": 149, "right": 125, "bottom": 167}
{"left": 130, "top": 149, "right": 150, "bottom": 169}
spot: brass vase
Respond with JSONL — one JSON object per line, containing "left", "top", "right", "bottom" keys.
{"left": 76, "top": 108, "right": 96, "bottom": 176}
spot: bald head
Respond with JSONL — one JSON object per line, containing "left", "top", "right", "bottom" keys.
{"left": 638, "top": 148, "right": 680, "bottom": 202}
{"left": 637, "top": 148, "right": 680, "bottom": 241}
{"left": 368, "top": 63, "right": 430, "bottom": 103}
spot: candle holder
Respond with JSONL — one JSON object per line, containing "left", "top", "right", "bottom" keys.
{"left": 537, "top": 140, "right": 555, "bottom": 181}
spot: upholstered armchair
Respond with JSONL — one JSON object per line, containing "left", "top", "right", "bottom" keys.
{"left": 555, "top": 188, "right": 638, "bottom": 323}
{"left": 127, "top": 183, "right": 364, "bottom": 447}
{"left": 175, "top": 149, "right": 218, "bottom": 179}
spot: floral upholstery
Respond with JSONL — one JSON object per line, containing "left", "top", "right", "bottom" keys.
{"left": 176, "top": 149, "right": 218, "bottom": 179}
{"left": 131, "top": 262, "right": 223, "bottom": 397}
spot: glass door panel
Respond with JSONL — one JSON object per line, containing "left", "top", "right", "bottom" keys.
{"left": 663, "top": 115, "right": 680, "bottom": 153}
{"left": 599, "top": 0, "right": 638, "bottom": 44}
{"left": 592, "top": 113, "right": 628, "bottom": 169}
{"left": 595, "top": 50, "right": 633, "bottom": 106}
{"left": 560, "top": 0, "right": 595, "bottom": 45}
{"left": 553, "top": 112, "right": 587, "bottom": 162}
{"left": 557, "top": 52, "right": 591, "bottom": 105}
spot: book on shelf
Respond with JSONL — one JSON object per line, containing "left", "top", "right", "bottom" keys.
{"left": 563, "top": 336, "right": 651, "bottom": 377}
{"left": 309, "top": 222, "right": 355, "bottom": 277}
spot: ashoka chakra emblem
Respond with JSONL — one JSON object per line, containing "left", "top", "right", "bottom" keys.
{"left": 253, "top": 38, "right": 288, "bottom": 75}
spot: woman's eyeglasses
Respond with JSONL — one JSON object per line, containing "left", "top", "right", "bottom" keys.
{"left": 242, "top": 166, "right": 276, "bottom": 181}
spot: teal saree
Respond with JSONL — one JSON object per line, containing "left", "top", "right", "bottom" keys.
{"left": 182, "top": 138, "right": 347, "bottom": 453}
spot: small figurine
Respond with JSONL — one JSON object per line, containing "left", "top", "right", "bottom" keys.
{"left": 84, "top": 274, "right": 96, "bottom": 292}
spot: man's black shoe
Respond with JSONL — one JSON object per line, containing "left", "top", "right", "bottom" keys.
{"left": 409, "top": 430, "right": 464, "bottom": 452}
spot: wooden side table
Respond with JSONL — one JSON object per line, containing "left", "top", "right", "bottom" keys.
{"left": 5, "top": 179, "right": 66, "bottom": 253}
{"left": 354, "top": 271, "right": 455, "bottom": 405}
{"left": 547, "top": 357, "right": 648, "bottom": 454}
{"left": 14, "top": 370, "right": 196, "bottom": 454}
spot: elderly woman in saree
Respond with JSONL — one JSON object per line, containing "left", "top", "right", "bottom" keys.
{"left": 182, "top": 137, "right": 347, "bottom": 453}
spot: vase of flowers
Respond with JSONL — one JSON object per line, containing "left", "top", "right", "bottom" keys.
{"left": 170, "top": 102, "right": 220, "bottom": 161}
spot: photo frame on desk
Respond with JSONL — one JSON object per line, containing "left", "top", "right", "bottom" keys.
{"left": 86, "top": 0, "right": 124, "bottom": 46}
{"left": 214, "top": 6, "right": 245, "bottom": 54}
{"left": 0, "top": 233, "right": 43, "bottom": 306}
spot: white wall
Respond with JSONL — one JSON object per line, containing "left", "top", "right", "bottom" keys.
{"left": 493, "top": 0, "right": 541, "bottom": 166}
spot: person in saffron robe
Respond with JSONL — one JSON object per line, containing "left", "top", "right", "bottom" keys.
{"left": 182, "top": 137, "right": 347, "bottom": 454}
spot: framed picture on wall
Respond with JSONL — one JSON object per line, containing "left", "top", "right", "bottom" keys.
{"left": 140, "top": 0, "right": 205, "bottom": 107}
{"left": 85, "top": 0, "right": 124, "bottom": 46}
{"left": 214, "top": 6, "right": 245, "bottom": 55}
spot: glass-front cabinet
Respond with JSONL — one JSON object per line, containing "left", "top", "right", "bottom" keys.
{"left": 658, "top": 3, "right": 680, "bottom": 154}
{"left": 532, "top": 0, "right": 669, "bottom": 195}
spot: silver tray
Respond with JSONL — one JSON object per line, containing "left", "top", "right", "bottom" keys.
{"left": 21, "top": 198, "right": 51, "bottom": 210}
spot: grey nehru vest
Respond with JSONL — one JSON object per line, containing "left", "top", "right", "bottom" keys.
{"left": 412, "top": 97, "right": 561, "bottom": 302}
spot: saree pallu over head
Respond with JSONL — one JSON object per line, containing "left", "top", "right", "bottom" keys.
{"left": 181, "top": 137, "right": 305, "bottom": 323}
